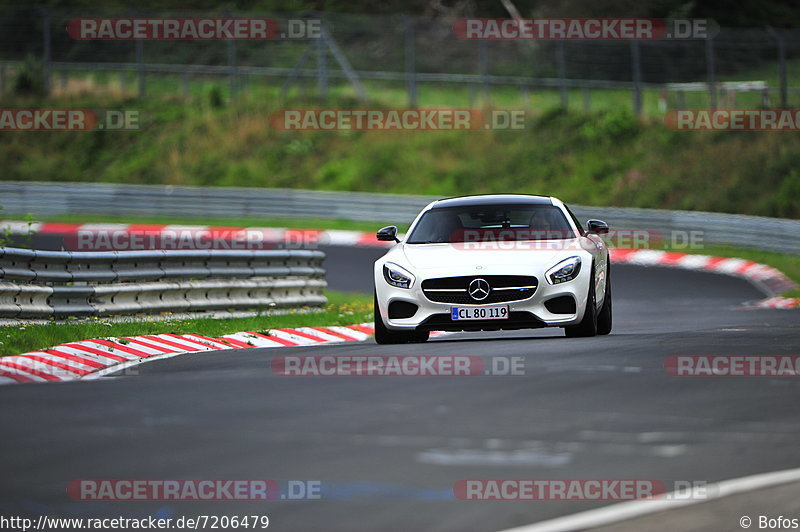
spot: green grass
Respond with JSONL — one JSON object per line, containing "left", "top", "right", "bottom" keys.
{"left": 0, "top": 290, "right": 373, "bottom": 357}
{"left": 2, "top": 95, "right": 799, "bottom": 219}
{"left": 3, "top": 64, "right": 800, "bottom": 221}
{"left": 37, "top": 213, "right": 409, "bottom": 232}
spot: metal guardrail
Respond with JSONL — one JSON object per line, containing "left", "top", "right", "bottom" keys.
{"left": 0, "top": 181, "right": 797, "bottom": 255}
{"left": 0, "top": 247, "right": 326, "bottom": 318}
{"left": 43, "top": 60, "right": 669, "bottom": 90}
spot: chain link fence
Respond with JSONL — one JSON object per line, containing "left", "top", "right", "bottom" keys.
{"left": 2, "top": 7, "right": 800, "bottom": 113}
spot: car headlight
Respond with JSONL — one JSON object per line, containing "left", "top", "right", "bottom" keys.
{"left": 546, "top": 256, "right": 581, "bottom": 284}
{"left": 383, "top": 262, "right": 415, "bottom": 289}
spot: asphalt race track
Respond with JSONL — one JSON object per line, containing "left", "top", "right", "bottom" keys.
{"left": 1, "top": 244, "right": 799, "bottom": 531}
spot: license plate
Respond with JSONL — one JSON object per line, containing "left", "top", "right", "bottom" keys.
{"left": 451, "top": 305, "right": 509, "bottom": 321}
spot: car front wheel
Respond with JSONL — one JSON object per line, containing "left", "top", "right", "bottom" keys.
{"left": 596, "top": 264, "right": 612, "bottom": 335}
{"left": 565, "top": 266, "right": 598, "bottom": 338}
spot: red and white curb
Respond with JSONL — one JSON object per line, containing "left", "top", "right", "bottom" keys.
{"left": 0, "top": 323, "right": 380, "bottom": 385}
{"left": 744, "top": 296, "right": 800, "bottom": 309}
{"left": 0, "top": 221, "right": 392, "bottom": 250}
{"left": 609, "top": 248, "right": 799, "bottom": 308}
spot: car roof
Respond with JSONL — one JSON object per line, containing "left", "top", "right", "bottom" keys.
{"left": 430, "top": 194, "right": 554, "bottom": 209}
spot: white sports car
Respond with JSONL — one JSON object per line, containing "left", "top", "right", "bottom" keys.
{"left": 373, "top": 194, "right": 612, "bottom": 344}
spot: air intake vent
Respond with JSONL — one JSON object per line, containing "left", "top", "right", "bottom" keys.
{"left": 544, "top": 296, "right": 576, "bottom": 314}
{"left": 388, "top": 300, "right": 418, "bottom": 319}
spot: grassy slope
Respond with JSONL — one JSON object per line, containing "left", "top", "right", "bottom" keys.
{"left": 0, "top": 290, "right": 372, "bottom": 357}
{"left": 1, "top": 87, "right": 799, "bottom": 219}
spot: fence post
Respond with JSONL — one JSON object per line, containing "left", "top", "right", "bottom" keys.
{"left": 556, "top": 41, "right": 568, "bottom": 108}
{"left": 479, "top": 40, "right": 490, "bottom": 105}
{"left": 228, "top": 39, "right": 238, "bottom": 101}
{"left": 136, "top": 40, "right": 145, "bottom": 98}
{"left": 404, "top": 17, "right": 417, "bottom": 108}
{"left": 766, "top": 27, "right": 787, "bottom": 108}
{"left": 316, "top": 29, "right": 327, "bottom": 100}
{"left": 41, "top": 7, "right": 51, "bottom": 95}
{"left": 631, "top": 40, "right": 642, "bottom": 116}
{"left": 705, "top": 37, "right": 716, "bottom": 109}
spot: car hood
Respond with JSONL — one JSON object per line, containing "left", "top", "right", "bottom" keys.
{"left": 398, "top": 241, "right": 584, "bottom": 272}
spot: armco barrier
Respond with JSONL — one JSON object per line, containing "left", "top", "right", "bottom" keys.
{"left": 0, "top": 181, "right": 797, "bottom": 254}
{"left": 0, "top": 248, "right": 326, "bottom": 318}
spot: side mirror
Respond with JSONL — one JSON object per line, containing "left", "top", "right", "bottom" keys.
{"left": 377, "top": 226, "right": 400, "bottom": 243}
{"left": 586, "top": 219, "right": 609, "bottom": 234}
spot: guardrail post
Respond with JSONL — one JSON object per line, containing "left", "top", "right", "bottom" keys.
{"left": 631, "top": 40, "right": 643, "bottom": 116}
{"left": 556, "top": 41, "right": 568, "bottom": 109}
{"left": 705, "top": 37, "right": 716, "bottom": 109}
{"left": 766, "top": 27, "right": 787, "bottom": 108}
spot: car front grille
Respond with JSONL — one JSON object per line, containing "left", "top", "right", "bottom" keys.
{"left": 421, "top": 275, "right": 537, "bottom": 304}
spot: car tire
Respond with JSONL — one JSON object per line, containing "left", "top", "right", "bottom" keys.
{"left": 373, "top": 292, "right": 429, "bottom": 344}
{"left": 596, "top": 263, "right": 612, "bottom": 336}
{"left": 565, "top": 265, "right": 598, "bottom": 338}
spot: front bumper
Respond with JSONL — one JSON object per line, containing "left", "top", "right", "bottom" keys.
{"left": 374, "top": 265, "right": 591, "bottom": 332}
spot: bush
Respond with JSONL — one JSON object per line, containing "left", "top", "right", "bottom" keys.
{"left": 13, "top": 55, "right": 46, "bottom": 97}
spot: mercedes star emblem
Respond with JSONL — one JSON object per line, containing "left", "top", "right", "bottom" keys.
{"left": 468, "top": 278, "right": 491, "bottom": 301}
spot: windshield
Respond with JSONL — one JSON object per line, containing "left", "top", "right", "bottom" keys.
{"left": 406, "top": 204, "right": 577, "bottom": 244}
